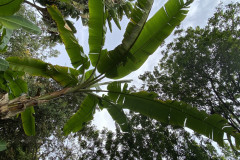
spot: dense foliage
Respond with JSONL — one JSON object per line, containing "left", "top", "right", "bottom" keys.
{"left": 0, "top": 0, "right": 239, "bottom": 157}
{"left": 140, "top": 2, "right": 240, "bottom": 155}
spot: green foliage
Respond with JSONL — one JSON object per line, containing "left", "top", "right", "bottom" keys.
{"left": 0, "top": 27, "right": 13, "bottom": 52}
{"left": 88, "top": 0, "right": 106, "bottom": 67}
{"left": 0, "top": 59, "right": 9, "bottom": 71}
{"left": 99, "top": 82, "right": 131, "bottom": 132}
{"left": 3, "top": 70, "right": 27, "bottom": 97}
{"left": 101, "top": 82, "right": 240, "bottom": 148}
{"left": 0, "top": 15, "right": 41, "bottom": 34}
{"left": 47, "top": 5, "right": 88, "bottom": 69}
{"left": 101, "top": 113, "right": 225, "bottom": 159}
{"left": 97, "top": 0, "right": 190, "bottom": 78}
{"left": 0, "top": 141, "right": 6, "bottom": 152}
{"left": 21, "top": 106, "right": 35, "bottom": 136}
{"left": 63, "top": 95, "right": 98, "bottom": 135}
{"left": 0, "top": 0, "right": 23, "bottom": 16}
{"left": 2, "top": 5, "right": 59, "bottom": 59}
{"left": 7, "top": 57, "right": 79, "bottom": 87}
{"left": 0, "top": 0, "right": 239, "bottom": 153}
{"left": 140, "top": 2, "right": 240, "bottom": 134}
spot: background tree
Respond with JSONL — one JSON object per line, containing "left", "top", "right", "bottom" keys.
{"left": 37, "top": 112, "right": 233, "bottom": 159}
{"left": 102, "top": 112, "right": 226, "bottom": 160}
{"left": 139, "top": 2, "right": 240, "bottom": 151}
{"left": 2, "top": 5, "right": 60, "bottom": 59}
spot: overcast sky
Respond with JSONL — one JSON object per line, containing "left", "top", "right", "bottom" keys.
{"left": 47, "top": 0, "right": 239, "bottom": 130}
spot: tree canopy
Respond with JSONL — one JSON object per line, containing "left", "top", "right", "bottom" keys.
{"left": 140, "top": 2, "right": 240, "bottom": 154}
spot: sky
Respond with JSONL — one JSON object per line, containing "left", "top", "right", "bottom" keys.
{"left": 47, "top": 0, "right": 239, "bottom": 131}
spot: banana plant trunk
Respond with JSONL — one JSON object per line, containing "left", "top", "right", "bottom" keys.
{"left": 0, "top": 87, "right": 74, "bottom": 119}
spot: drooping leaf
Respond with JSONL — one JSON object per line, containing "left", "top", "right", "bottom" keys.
{"left": 109, "top": 9, "right": 121, "bottom": 30}
{"left": 98, "top": 82, "right": 131, "bottom": 132}
{"left": 109, "top": 90, "right": 240, "bottom": 148}
{"left": 47, "top": 5, "right": 88, "bottom": 69}
{"left": 0, "top": 15, "right": 41, "bottom": 34}
{"left": 97, "top": 0, "right": 191, "bottom": 79}
{"left": 0, "top": 141, "right": 6, "bottom": 151}
{"left": 0, "top": 0, "right": 23, "bottom": 16}
{"left": 21, "top": 106, "right": 35, "bottom": 136}
{"left": 63, "top": 95, "right": 98, "bottom": 135}
{"left": 107, "top": 16, "right": 112, "bottom": 33}
{"left": 0, "top": 27, "right": 13, "bottom": 52}
{"left": 88, "top": 0, "right": 106, "bottom": 67}
{"left": 7, "top": 57, "right": 79, "bottom": 87}
{"left": 0, "top": 58, "right": 9, "bottom": 71}
{"left": 101, "top": 97, "right": 131, "bottom": 132}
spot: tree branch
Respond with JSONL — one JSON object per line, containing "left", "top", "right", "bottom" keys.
{"left": 24, "top": 0, "right": 46, "bottom": 13}
{"left": 208, "top": 77, "right": 240, "bottom": 130}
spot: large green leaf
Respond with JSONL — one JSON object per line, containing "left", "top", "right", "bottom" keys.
{"left": 88, "top": 0, "right": 106, "bottom": 67}
{"left": 98, "top": 82, "right": 131, "bottom": 132}
{"left": 0, "top": 15, "right": 41, "bottom": 34}
{"left": 47, "top": 65, "right": 79, "bottom": 87}
{"left": 0, "top": 58, "right": 9, "bottom": 71}
{"left": 97, "top": 0, "right": 191, "bottom": 78}
{"left": 0, "top": 0, "right": 23, "bottom": 16}
{"left": 47, "top": 5, "right": 88, "bottom": 69}
{"left": 63, "top": 95, "right": 98, "bottom": 135}
{"left": 21, "top": 106, "right": 35, "bottom": 136}
{"left": 118, "top": 0, "right": 153, "bottom": 52}
{"left": 7, "top": 57, "right": 49, "bottom": 76}
{"left": 0, "top": 141, "right": 6, "bottom": 151}
{"left": 7, "top": 57, "right": 79, "bottom": 87}
{"left": 0, "top": 27, "right": 13, "bottom": 52}
{"left": 100, "top": 97, "right": 131, "bottom": 132}
{"left": 113, "top": 91, "right": 240, "bottom": 148}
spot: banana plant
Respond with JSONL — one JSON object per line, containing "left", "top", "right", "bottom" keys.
{"left": 0, "top": 0, "right": 240, "bottom": 150}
